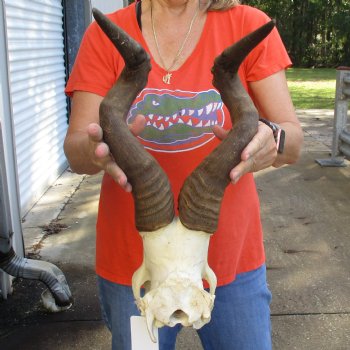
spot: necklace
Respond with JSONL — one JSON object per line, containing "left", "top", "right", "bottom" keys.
{"left": 150, "top": 0, "right": 200, "bottom": 84}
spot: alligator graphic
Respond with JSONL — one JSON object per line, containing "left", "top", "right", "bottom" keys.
{"left": 127, "top": 89, "right": 225, "bottom": 152}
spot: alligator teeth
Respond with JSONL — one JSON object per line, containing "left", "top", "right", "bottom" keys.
{"left": 198, "top": 108, "right": 203, "bottom": 116}
{"left": 181, "top": 109, "right": 186, "bottom": 115}
{"left": 189, "top": 109, "right": 195, "bottom": 116}
{"left": 206, "top": 103, "right": 213, "bottom": 114}
{"left": 145, "top": 113, "right": 218, "bottom": 130}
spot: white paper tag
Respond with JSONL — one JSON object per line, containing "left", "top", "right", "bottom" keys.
{"left": 130, "top": 316, "right": 159, "bottom": 350}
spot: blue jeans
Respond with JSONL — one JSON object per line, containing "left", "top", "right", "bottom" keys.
{"left": 97, "top": 264, "right": 272, "bottom": 350}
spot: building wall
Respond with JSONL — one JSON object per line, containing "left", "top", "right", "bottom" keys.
{"left": 4, "top": 0, "right": 68, "bottom": 216}
{"left": 0, "top": 0, "right": 23, "bottom": 299}
{"left": 0, "top": 0, "right": 125, "bottom": 298}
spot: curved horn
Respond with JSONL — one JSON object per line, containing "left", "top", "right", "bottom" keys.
{"left": 178, "top": 21, "right": 275, "bottom": 233}
{"left": 92, "top": 9, "right": 174, "bottom": 231}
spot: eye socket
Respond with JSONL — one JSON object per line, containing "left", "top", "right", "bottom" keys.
{"left": 152, "top": 100, "right": 160, "bottom": 106}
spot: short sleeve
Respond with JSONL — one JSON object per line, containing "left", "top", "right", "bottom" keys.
{"left": 65, "top": 20, "right": 120, "bottom": 97}
{"left": 242, "top": 7, "right": 292, "bottom": 82}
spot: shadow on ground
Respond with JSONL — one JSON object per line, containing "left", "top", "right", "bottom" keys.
{"left": 0, "top": 110, "right": 349, "bottom": 349}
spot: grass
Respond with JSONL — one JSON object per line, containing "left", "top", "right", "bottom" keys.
{"left": 286, "top": 68, "right": 336, "bottom": 109}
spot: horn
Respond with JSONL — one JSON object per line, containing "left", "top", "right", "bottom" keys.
{"left": 178, "top": 21, "right": 275, "bottom": 233}
{"left": 92, "top": 9, "right": 175, "bottom": 231}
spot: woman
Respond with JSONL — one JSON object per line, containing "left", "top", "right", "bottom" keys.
{"left": 64, "top": 0, "right": 303, "bottom": 348}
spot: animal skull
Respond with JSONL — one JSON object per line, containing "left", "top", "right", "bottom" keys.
{"left": 92, "top": 8, "right": 274, "bottom": 342}
{"left": 132, "top": 218, "right": 216, "bottom": 341}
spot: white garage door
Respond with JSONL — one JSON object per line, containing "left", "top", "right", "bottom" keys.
{"left": 4, "top": 0, "right": 68, "bottom": 215}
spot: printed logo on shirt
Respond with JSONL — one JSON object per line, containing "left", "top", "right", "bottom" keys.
{"left": 126, "top": 88, "right": 225, "bottom": 153}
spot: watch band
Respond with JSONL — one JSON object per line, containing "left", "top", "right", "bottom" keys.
{"left": 259, "top": 118, "right": 285, "bottom": 154}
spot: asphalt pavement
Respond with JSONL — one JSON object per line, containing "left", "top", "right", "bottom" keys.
{"left": 0, "top": 109, "right": 349, "bottom": 349}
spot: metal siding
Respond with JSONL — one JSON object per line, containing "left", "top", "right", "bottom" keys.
{"left": 4, "top": 0, "right": 68, "bottom": 215}
{"left": 0, "top": 0, "right": 24, "bottom": 298}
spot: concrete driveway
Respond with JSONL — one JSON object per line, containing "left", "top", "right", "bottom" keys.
{"left": 0, "top": 109, "right": 349, "bottom": 349}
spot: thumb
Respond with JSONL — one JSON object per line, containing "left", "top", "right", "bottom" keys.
{"left": 129, "top": 114, "right": 146, "bottom": 136}
{"left": 212, "top": 125, "right": 229, "bottom": 140}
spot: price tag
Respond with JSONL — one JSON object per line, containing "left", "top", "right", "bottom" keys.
{"left": 130, "top": 316, "right": 159, "bottom": 350}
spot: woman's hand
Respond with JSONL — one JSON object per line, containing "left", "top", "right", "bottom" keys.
{"left": 213, "top": 121, "right": 278, "bottom": 184}
{"left": 64, "top": 92, "right": 150, "bottom": 192}
{"left": 210, "top": 70, "right": 303, "bottom": 185}
{"left": 87, "top": 115, "right": 146, "bottom": 192}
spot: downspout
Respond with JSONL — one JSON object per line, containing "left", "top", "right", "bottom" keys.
{"left": 0, "top": 0, "right": 72, "bottom": 311}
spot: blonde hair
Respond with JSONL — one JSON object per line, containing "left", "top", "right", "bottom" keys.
{"left": 205, "top": 0, "right": 240, "bottom": 11}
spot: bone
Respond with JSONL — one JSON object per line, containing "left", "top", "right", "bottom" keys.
{"left": 132, "top": 218, "right": 216, "bottom": 338}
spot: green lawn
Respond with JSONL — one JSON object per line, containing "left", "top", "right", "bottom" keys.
{"left": 286, "top": 68, "right": 336, "bottom": 109}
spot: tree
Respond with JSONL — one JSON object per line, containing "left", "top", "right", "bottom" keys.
{"left": 241, "top": 0, "right": 350, "bottom": 67}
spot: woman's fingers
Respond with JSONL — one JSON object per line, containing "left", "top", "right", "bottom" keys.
{"left": 87, "top": 123, "right": 132, "bottom": 191}
{"left": 95, "top": 142, "right": 109, "bottom": 158}
{"left": 230, "top": 122, "right": 277, "bottom": 184}
{"left": 85, "top": 115, "right": 146, "bottom": 191}
{"left": 105, "top": 161, "right": 132, "bottom": 192}
{"left": 212, "top": 124, "right": 229, "bottom": 140}
{"left": 129, "top": 114, "right": 146, "bottom": 136}
{"left": 87, "top": 123, "right": 103, "bottom": 142}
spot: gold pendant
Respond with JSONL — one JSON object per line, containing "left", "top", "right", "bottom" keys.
{"left": 162, "top": 72, "right": 172, "bottom": 85}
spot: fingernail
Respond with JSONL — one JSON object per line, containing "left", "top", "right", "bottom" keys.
{"left": 232, "top": 177, "right": 239, "bottom": 184}
{"left": 231, "top": 172, "right": 240, "bottom": 184}
{"left": 241, "top": 151, "right": 250, "bottom": 161}
{"left": 125, "top": 184, "right": 132, "bottom": 193}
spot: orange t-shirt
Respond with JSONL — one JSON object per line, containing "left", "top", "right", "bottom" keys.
{"left": 66, "top": 4, "right": 292, "bottom": 286}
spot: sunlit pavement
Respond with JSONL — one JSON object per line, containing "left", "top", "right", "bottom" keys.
{"left": 0, "top": 110, "right": 349, "bottom": 350}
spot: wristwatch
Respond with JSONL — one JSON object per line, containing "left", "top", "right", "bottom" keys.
{"left": 259, "top": 118, "right": 285, "bottom": 154}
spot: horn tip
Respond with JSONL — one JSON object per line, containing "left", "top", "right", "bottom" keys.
{"left": 267, "top": 19, "right": 276, "bottom": 30}
{"left": 91, "top": 7, "right": 98, "bottom": 16}
{"left": 92, "top": 8, "right": 103, "bottom": 21}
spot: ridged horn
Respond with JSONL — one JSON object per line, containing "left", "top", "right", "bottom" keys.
{"left": 178, "top": 21, "right": 275, "bottom": 233}
{"left": 92, "top": 9, "right": 175, "bottom": 232}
